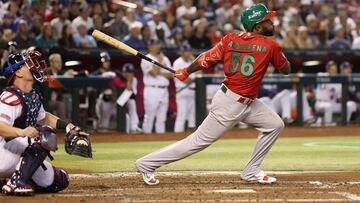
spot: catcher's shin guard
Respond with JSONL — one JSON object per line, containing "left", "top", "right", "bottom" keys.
{"left": 2, "top": 143, "right": 48, "bottom": 195}
{"left": 36, "top": 167, "right": 69, "bottom": 193}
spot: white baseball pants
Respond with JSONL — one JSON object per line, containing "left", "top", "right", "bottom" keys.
{"left": 174, "top": 89, "right": 195, "bottom": 133}
{"left": 136, "top": 86, "right": 284, "bottom": 180}
{"left": 142, "top": 87, "right": 169, "bottom": 134}
{"left": 0, "top": 137, "right": 54, "bottom": 187}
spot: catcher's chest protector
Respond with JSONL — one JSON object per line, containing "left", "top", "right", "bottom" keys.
{"left": 6, "top": 86, "right": 42, "bottom": 129}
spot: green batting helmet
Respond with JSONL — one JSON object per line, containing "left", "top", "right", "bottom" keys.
{"left": 241, "top": 4, "right": 276, "bottom": 32}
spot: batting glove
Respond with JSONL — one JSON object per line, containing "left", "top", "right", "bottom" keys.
{"left": 175, "top": 68, "right": 189, "bottom": 81}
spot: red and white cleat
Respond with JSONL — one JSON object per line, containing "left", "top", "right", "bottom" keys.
{"left": 141, "top": 172, "right": 159, "bottom": 186}
{"left": 2, "top": 172, "right": 34, "bottom": 196}
{"left": 245, "top": 171, "right": 277, "bottom": 184}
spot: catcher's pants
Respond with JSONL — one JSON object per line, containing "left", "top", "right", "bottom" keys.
{"left": 142, "top": 86, "right": 169, "bottom": 134}
{"left": 174, "top": 89, "right": 195, "bottom": 133}
{"left": 136, "top": 85, "right": 284, "bottom": 180}
{"left": 0, "top": 137, "right": 54, "bottom": 187}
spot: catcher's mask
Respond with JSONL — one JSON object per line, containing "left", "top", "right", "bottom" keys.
{"left": 3, "top": 50, "right": 48, "bottom": 84}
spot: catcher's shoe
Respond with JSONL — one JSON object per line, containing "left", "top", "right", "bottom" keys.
{"left": 244, "top": 171, "right": 276, "bottom": 184}
{"left": 2, "top": 172, "right": 34, "bottom": 196}
{"left": 141, "top": 172, "right": 159, "bottom": 186}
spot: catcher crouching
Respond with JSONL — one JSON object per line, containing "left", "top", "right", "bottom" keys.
{"left": 0, "top": 50, "right": 92, "bottom": 196}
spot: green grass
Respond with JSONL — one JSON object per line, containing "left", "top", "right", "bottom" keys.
{"left": 51, "top": 136, "right": 360, "bottom": 172}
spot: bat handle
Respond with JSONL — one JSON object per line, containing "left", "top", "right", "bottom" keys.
{"left": 137, "top": 52, "right": 175, "bottom": 73}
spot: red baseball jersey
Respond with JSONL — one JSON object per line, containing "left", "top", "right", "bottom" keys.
{"left": 199, "top": 32, "right": 287, "bottom": 99}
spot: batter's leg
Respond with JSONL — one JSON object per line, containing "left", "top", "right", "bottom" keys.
{"left": 136, "top": 90, "right": 246, "bottom": 173}
{"left": 241, "top": 99, "right": 285, "bottom": 180}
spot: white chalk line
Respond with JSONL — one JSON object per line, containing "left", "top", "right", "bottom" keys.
{"left": 332, "top": 192, "right": 360, "bottom": 201}
{"left": 70, "top": 170, "right": 358, "bottom": 179}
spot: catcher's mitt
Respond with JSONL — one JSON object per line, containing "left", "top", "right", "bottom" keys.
{"left": 65, "top": 126, "right": 92, "bottom": 158}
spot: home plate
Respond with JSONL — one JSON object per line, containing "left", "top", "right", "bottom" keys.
{"left": 209, "top": 189, "right": 256, "bottom": 193}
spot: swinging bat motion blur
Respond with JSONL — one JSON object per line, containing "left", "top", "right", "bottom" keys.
{"left": 91, "top": 29, "right": 175, "bottom": 73}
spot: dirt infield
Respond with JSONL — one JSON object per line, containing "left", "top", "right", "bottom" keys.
{"left": 1, "top": 171, "right": 359, "bottom": 202}
{"left": 1, "top": 126, "right": 359, "bottom": 202}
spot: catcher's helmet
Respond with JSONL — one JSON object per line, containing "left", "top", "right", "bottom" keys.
{"left": 240, "top": 4, "right": 276, "bottom": 32}
{"left": 100, "top": 51, "right": 110, "bottom": 62}
{"left": 3, "top": 50, "right": 48, "bottom": 83}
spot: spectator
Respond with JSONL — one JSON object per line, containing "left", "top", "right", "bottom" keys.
{"left": 109, "top": 9, "right": 129, "bottom": 40}
{"left": 13, "top": 20, "right": 36, "bottom": 48}
{"left": 47, "top": 53, "right": 77, "bottom": 120}
{"left": 72, "top": 6, "right": 93, "bottom": 34}
{"left": 147, "top": 11, "right": 171, "bottom": 40}
{"left": 35, "top": 22, "right": 58, "bottom": 49}
{"left": 188, "top": 18, "right": 211, "bottom": 49}
{"left": 176, "top": 0, "right": 197, "bottom": 21}
{"left": 223, "top": 23, "right": 234, "bottom": 35}
{"left": 58, "top": 23, "right": 76, "bottom": 48}
{"left": 92, "top": 14, "right": 103, "bottom": 32}
{"left": 282, "top": 27, "right": 297, "bottom": 49}
{"left": 181, "top": 20, "right": 193, "bottom": 40}
{"left": 206, "top": 24, "right": 223, "bottom": 46}
{"left": 123, "top": 21, "right": 146, "bottom": 50}
{"left": 51, "top": 8, "right": 71, "bottom": 38}
{"left": 31, "top": 15, "right": 44, "bottom": 37}
{"left": 141, "top": 38, "right": 172, "bottom": 134}
{"left": 73, "top": 22, "right": 97, "bottom": 48}
{"left": 296, "top": 26, "right": 315, "bottom": 49}
{"left": 123, "top": 8, "right": 137, "bottom": 26}
{"left": 68, "top": 0, "right": 81, "bottom": 21}
{"left": 141, "top": 24, "right": 152, "bottom": 47}
{"left": 14, "top": 3, "right": 33, "bottom": 29}
{"left": 7, "top": 1, "right": 19, "bottom": 18}
{"left": 135, "top": 2, "right": 152, "bottom": 24}
{"left": 305, "top": 14, "right": 319, "bottom": 46}
{"left": 198, "top": 0, "right": 216, "bottom": 23}
{"left": 1, "top": 13, "right": 16, "bottom": 33}
{"left": 92, "top": 2, "right": 109, "bottom": 22}
{"left": 328, "top": 24, "right": 351, "bottom": 49}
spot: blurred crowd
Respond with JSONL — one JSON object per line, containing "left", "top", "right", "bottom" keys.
{"left": 1, "top": 0, "right": 360, "bottom": 133}
{"left": 1, "top": 0, "right": 360, "bottom": 51}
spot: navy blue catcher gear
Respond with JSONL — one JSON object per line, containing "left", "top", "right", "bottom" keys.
{"left": 3, "top": 50, "right": 48, "bottom": 83}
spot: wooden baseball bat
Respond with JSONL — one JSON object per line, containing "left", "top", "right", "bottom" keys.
{"left": 91, "top": 29, "right": 175, "bottom": 73}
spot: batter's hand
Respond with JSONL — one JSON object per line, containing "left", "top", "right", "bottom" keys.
{"left": 20, "top": 127, "right": 39, "bottom": 138}
{"left": 175, "top": 68, "right": 189, "bottom": 81}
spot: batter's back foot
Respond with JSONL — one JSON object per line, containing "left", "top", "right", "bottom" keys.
{"left": 242, "top": 170, "right": 277, "bottom": 184}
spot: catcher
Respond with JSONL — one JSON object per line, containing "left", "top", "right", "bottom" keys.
{"left": 0, "top": 50, "right": 92, "bottom": 196}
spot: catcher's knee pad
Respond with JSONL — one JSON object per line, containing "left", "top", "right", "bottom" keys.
{"left": 19, "top": 143, "right": 49, "bottom": 182}
{"left": 38, "top": 167, "right": 69, "bottom": 193}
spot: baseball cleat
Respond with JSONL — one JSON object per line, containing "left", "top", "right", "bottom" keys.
{"left": 141, "top": 172, "right": 159, "bottom": 186}
{"left": 2, "top": 181, "right": 34, "bottom": 196}
{"left": 2, "top": 171, "right": 34, "bottom": 196}
{"left": 244, "top": 171, "right": 277, "bottom": 184}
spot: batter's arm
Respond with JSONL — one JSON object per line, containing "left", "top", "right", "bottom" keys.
{"left": 278, "top": 61, "right": 291, "bottom": 75}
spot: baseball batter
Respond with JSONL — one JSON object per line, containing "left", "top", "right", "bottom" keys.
{"left": 136, "top": 4, "right": 291, "bottom": 185}
{"left": 0, "top": 50, "right": 91, "bottom": 195}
